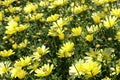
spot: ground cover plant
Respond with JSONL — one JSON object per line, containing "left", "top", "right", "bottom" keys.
{"left": 0, "top": 0, "right": 120, "bottom": 80}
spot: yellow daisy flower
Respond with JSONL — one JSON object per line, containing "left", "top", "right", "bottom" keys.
{"left": 103, "top": 16, "right": 117, "bottom": 28}
{"left": 35, "top": 64, "right": 53, "bottom": 77}
{"left": 10, "top": 67, "right": 27, "bottom": 79}
{"left": 0, "top": 49, "right": 14, "bottom": 57}
{"left": 57, "top": 41, "right": 74, "bottom": 58}
{"left": 72, "top": 26, "right": 82, "bottom": 37}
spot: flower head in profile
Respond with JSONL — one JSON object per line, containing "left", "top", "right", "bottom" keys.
{"left": 0, "top": 61, "right": 11, "bottom": 75}
{"left": 71, "top": 5, "right": 87, "bottom": 14}
{"left": 92, "top": 12, "right": 101, "bottom": 23}
{"left": 86, "top": 24, "right": 102, "bottom": 33}
{"left": 55, "top": 18, "right": 67, "bottom": 27}
{"left": 5, "top": 20, "right": 18, "bottom": 35}
{"left": 57, "top": 41, "right": 74, "bottom": 58}
{"left": 83, "top": 59, "right": 101, "bottom": 78}
{"left": 111, "top": 8, "right": 120, "bottom": 18}
{"left": 85, "top": 34, "right": 94, "bottom": 42}
{"left": 17, "top": 24, "right": 29, "bottom": 32}
{"left": 0, "top": 49, "right": 14, "bottom": 57}
{"left": 2, "top": 0, "right": 15, "bottom": 7}
{"left": 10, "top": 67, "right": 27, "bottom": 79}
{"left": 57, "top": 29, "right": 65, "bottom": 40}
{"left": 72, "top": 26, "right": 82, "bottom": 37}
{"left": 35, "top": 64, "right": 53, "bottom": 77}
{"left": 47, "top": 14, "right": 60, "bottom": 22}
{"left": 24, "top": 2, "right": 38, "bottom": 13}
{"left": 18, "top": 39, "right": 28, "bottom": 49}
{"left": 103, "top": 15, "right": 117, "bottom": 28}
{"left": 8, "top": 6, "right": 21, "bottom": 13}
{"left": 14, "top": 56, "right": 31, "bottom": 67}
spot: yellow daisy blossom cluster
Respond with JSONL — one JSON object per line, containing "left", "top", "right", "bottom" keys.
{"left": 5, "top": 20, "right": 29, "bottom": 35}
{"left": 69, "top": 58, "right": 101, "bottom": 78}
{"left": 0, "top": 0, "right": 120, "bottom": 79}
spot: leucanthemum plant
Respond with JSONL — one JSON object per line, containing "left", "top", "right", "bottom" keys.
{"left": 0, "top": 0, "right": 120, "bottom": 79}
